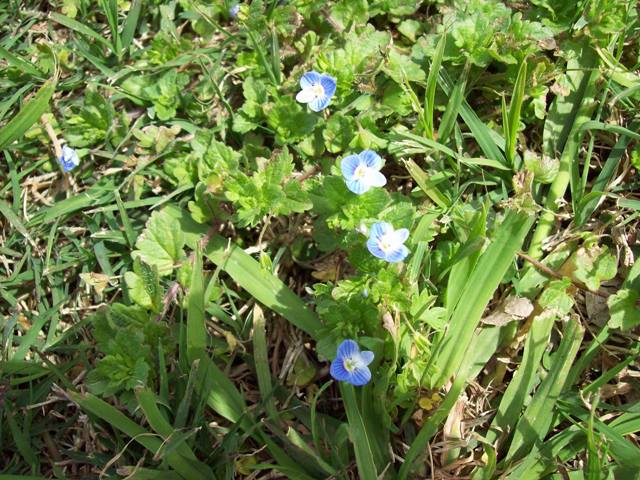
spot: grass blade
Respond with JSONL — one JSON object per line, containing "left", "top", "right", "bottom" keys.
{"left": 529, "top": 41, "right": 599, "bottom": 259}
{"left": 504, "top": 59, "right": 527, "bottom": 168}
{"left": 49, "top": 13, "right": 112, "bottom": 50}
{"left": 0, "top": 79, "right": 56, "bottom": 149}
{"left": 505, "top": 318, "right": 584, "bottom": 463}
{"left": 431, "top": 208, "right": 535, "bottom": 388}
{"left": 69, "top": 391, "right": 209, "bottom": 479}
{"left": 252, "top": 304, "right": 279, "bottom": 422}
{"left": 424, "top": 34, "right": 445, "bottom": 139}
{"left": 340, "top": 384, "right": 378, "bottom": 480}
{"left": 187, "top": 244, "right": 206, "bottom": 362}
{"left": 121, "top": 0, "right": 142, "bottom": 53}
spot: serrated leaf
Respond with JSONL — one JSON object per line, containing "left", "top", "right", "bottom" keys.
{"left": 132, "top": 209, "right": 185, "bottom": 276}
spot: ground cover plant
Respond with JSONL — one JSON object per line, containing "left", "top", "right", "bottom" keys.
{"left": 1, "top": 0, "right": 640, "bottom": 478}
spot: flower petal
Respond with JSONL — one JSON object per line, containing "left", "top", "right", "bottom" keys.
{"left": 392, "top": 228, "right": 410, "bottom": 245}
{"left": 346, "top": 178, "right": 370, "bottom": 195}
{"left": 330, "top": 358, "right": 350, "bottom": 382}
{"left": 300, "top": 71, "right": 321, "bottom": 89}
{"left": 296, "top": 87, "right": 315, "bottom": 104}
{"left": 340, "top": 154, "right": 361, "bottom": 180}
{"left": 319, "top": 74, "right": 337, "bottom": 98}
{"left": 348, "top": 366, "right": 371, "bottom": 386}
{"left": 359, "top": 150, "right": 382, "bottom": 170}
{"left": 366, "top": 238, "right": 387, "bottom": 260}
{"left": 309, "top": 95, "right": 331, "bottom": 112}
{"left": 368, "top": 222, "right": 391, "bottom": 242}
{"left": 359, "top": 350, "right": 374, "bottom": 366}
{"left": 385, "top": 245, "right": 410, "bottom": 263}
{"left": 337, "top": 339, "right": 359, "bottom": 359}
{"left": 362, "top": 169, "right": 386, "bottom": 188}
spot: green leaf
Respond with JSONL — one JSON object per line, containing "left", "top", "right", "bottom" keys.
{"left": 124, "top": 258, "right": 163, "bottom": 312}
{"left": 132, "top": 209, "right": 185, "bottom": 276}
{"left": 430, "top": 209, "right": 534, "bottom": 388}
{"left": 0, "top": 79, "right": 56, "bottom": 149}
{"left": 573, "top": 245, "right": 617, "bottom": 292}
{"left": 187, "top": 245, "right": 206, "bottom": 362}
{"left": 538, "top": 278, "right": 575, "bottom": 315}
{"left": 266, "top": 96, "right": 317, "bottom": 144}
{"left": 340, "top": 385, "right": 378, "bottom": 479}
{"left": 505, "top": 318, "right": 584, "bottom": 463}
{"left": 69, "top": 392, "right": 211, "bottom": 480}
{"left": 608, "top": 289, "right": 640, "bottom": 331}
{"left": 384, "top": 49, "right": 425, "bottom": 84}
{"left": 323, "top": 115, "right": 355, "bottom": 153}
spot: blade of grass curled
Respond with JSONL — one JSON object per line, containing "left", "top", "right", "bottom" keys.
{"left": 0, "top": 79, "right": 56, "bottom": 149}
{"left": 504, "top": 59, "right": 527, "bottom": 169}
{"left": 121, "top": 0, "right": 142, "bottom": 53}
{"left": 424, "top": 34, "right": 445, "bottom": 139}
{"left": 431, "top": 208, "right": 535, "bottom": 389}
{"left": 483, "top": 311, "right": 556, "bottom": 448}
{"left": 528, "top": 41, "right": 599, "bottom": 260}
{"left": 404, "top": 159, "right": 450, "bottom": 209}
{"left": 204, "top": 236, "right": 321, "bottom": 337}
{"left": 575, "top": 132, "right": 631, "bottom": 226}
{"left": 0, "top": 47, "right": 43, "bottom": 78}
{"left": 505, "top": 318, "right": 584, "bottom": 464}
{"left": 340, "top": 384, "right": 378, "bottom": 480}
{"left": 252, "top": 304, "right": 279, "bottom": 423}
{"left": 437, "top": 61, "right": 469, "bottom": 144}
{"left": 186, "top": 245, "right": 206, "bottom": 362}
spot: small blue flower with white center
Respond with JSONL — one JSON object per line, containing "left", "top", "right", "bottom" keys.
{"left": 367, "top": 222, "right": 410, "bottom": 263}
{"left": 229, "top": 3, "right": 240, "bottom": 18}
{"left": 330, "top": 340, "right": 374, "bottom": 386}
{"left": 341, "top": 150, "right": 387, "bottom": 194}
{"left": 295, "top": 71, "right": 337, "bottom": 112}
{"left": 58, "top": 145, "right": 80, "bottom": 173}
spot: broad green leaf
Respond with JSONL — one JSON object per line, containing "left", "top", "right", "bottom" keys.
{"left": 608, "top": 289, "right": 640, "bottom": 331}
{"left": 132, "top": 209, "right": 185, "bottom": 276}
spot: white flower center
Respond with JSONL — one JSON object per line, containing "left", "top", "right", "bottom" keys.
{"left": 354, "top": 163, "right": 369, "bottom": 179}
{"left": 377, "top": 233, "right": 395, "bottom": 253}
{"left": 311, "top": 83, "right": 325, "bottom": 98}
{"left": 344, "top": 356, "right": 362, "bottom": 372}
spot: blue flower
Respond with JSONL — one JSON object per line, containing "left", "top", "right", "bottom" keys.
{"left": 341, "top": 150, "right": 387, "bottom": 194}
{"left": 58, "top": 145, "right": 80, "bottom": 173}
{"left": 295, "top": 71, "right": 336, "bottom": 112}
{"left": 330, "top": 340, "right": 374, "bottom": 386}
{"left": 367, "top": 222, "right": 410, "bottom": 263}
{"left": 229, "top": 3, "right": 240, "bottom": 17}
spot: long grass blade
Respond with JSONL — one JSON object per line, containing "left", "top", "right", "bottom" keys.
{"left": 431, "top": 208, "right": 535, "bottom": 388}
{"left": 0, "top": 79, "right": 56, "bottom": 149}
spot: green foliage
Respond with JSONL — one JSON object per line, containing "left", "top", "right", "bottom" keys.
{"left": 2, "top": 0, "right": 639, "bottom": 477}
{"left": 225, "top": 148, "right": 312, "bottom": 226}
{"left": 573, "top": 244, "right": 617, "bottom": 292}
{"left": 87, "top": 304, "right": 170, "bottom": 397}
{"left": 64, "top": 90, "right": 123, "bottom": 147}
{"left": 132, "top": 209, "right": 186, "bottom": 276}
{"left": 608, "top": 289, "right": 640, "bottom": 330}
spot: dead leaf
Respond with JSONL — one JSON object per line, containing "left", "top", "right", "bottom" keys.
{"left": 482, "top": 296, "right": 534, "bottom": 326}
